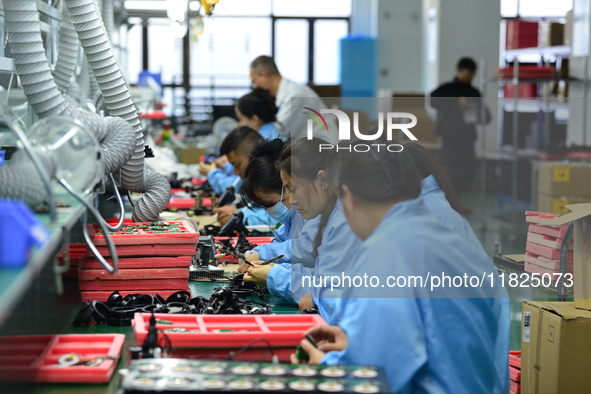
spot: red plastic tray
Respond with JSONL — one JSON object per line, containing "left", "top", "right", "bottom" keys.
{"left": 528, "top": 223, "right": 568, "bottom": 239}
{"left": 526, "top": 232, "right": 572, "bottom": 250}
{"left": 510, "top": 378, "right": 521, "bottom": 393}
{"left": 81, "top": 289, "right": 191, "bottom": 303}
{"left": 526, "top": 242, "right": 573, "bottom": 260}
{"left": 88, "top": 244, "right": 196, "bottom": 257}
{"left": 57, "top": 244, "right": 87, "bottom": 278}
{"left": 79, "top": 256, "right": 192, "bottom": 270}
{"left": 509, "top": 351, "right": 521, "bottom": 369}
{"left": 79, "top": 278, "right": 189, "bottom": 291}
{"left": 525, "top": 212, "right": 562, "bottom": 224}
{"left": 79, "top": 267, "right": 189, "bottom": 281}
{"left": 509, "top": 365, "right": 521, "bottom": 382}
{"left": 524, "top": 253, "right": 573, "bottom": 272}
{"left": 215, "top": 237, "right": 275, "bottom": 245}
{"left": 166, "top": 198, "right": 196, "bottom": 210}
{"left": 133, "top": 314, "right": 325, "bottom": 348}
{"left": 88, "top": 221, "right": 199, "bottom": 246}
{"left": 0, "top": 334, "right": 124, "bottom": 383}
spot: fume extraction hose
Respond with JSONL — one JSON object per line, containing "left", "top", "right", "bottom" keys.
{"left": 5, "top": 0, "right": 170, "bottom": 222}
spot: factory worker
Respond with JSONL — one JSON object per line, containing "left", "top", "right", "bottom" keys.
{"left": 236, "top": 88, "right": 286, "bottom": 141}
{"left": 201, "top": 127, "right": 278, "bottom": 226}
{"left": 292, "top": 140, "right": 510, "bottom": 393}
{"left": 200, "top": 88, "right": 286, "bottom": 193}
{"left": 244, "top": 138, "right": 362, "bottom": 313}
{"left": 249, "top": 56, "right": 337, "bottom": 143}
{"left": 238, "top": 138, "right": 318, "bottom": 271}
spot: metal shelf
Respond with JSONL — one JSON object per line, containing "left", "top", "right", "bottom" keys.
{"left": 485, "top": 77, "right": 580, "bottom": 84}
{"left": 504, "top": 45, "right": 571, "bottom": 60}
{"left": 0, "top": 190, "right": 96, "bottom": 326}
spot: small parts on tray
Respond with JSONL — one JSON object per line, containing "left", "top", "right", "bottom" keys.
{"left": 57, "top": 353, "right": 119, "bottom": 367}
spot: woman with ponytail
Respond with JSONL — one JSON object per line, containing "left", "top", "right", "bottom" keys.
{"left": 244, "top": 138, "right": 361, "bottom": 323}
{"left": 291, "top": 138, "right": 510, "bottom": 394}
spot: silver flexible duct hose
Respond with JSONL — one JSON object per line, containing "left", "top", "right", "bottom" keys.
{"left": 63, "top": 0, "right": 171, "bottom": 222}
{"left": 88, "top": 59, "right": 101, "bottom": 99}
{"left": 53, "top": 12, "right": 79, "bottom": 93}
{"left": 6, "top": 0, "right": 167, "bottom": 221}
{"left": 67, "top": 80, "right": 82, "bottom": 102}
{"left": 75, "top": 110, "right": 136, "bottom": 174}
{"left": 5, "top": 0, "right": 134, "bottom": 174}
{"left": 0, "top": 150, "right": 56, "bottom": 207}
{"left": 6, "top": 0, "right": 69, "bottom": 117}
{"left": 102, "top": 0, "right": 115, "bottom": 42}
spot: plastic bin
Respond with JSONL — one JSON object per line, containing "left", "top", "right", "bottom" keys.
{"left": 0, "top": 200, "right": 48, "bottom": 268}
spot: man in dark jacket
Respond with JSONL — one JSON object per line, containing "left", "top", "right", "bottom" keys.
{"left": 430, "top": 57, "right": 489, "bottom": 194}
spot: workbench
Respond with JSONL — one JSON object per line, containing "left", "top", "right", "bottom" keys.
{"left": 1, "top": 264, "right": 299, "bottom": 394}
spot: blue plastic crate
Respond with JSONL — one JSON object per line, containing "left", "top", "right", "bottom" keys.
{"left": 0, "top": 200, "right": 48, "bottom": 268}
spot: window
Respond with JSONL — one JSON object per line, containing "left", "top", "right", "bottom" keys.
{"left": 272, "top": 0, "right": 351, "bottom": 17}
{"left": 501, "top": 0, "right": 573, "bottom": 18}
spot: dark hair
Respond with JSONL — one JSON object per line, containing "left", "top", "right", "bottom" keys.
{"left": 241, "top": 138, "right": 286, "bottom": 208}
{"left": 219, "top": 126, "right": 264, "bottom": 157}
{"left": 279, "top": 138, "right": 336, "bottom": 258}
{"left": 327, "top": 139, "right": 422, "bottom": 203}
{"left": 250, "top": 55, "right": 280, "bottom": 76}
{"left": 403, "top": 142, "right": 473, "bottom": 216}
{"left": 457, "top": 57, "right": 477, "bottom": 72}
{"left": 237, "top": 88, "right": 278, "bottom": 124}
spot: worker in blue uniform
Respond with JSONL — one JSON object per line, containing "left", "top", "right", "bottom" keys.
{"left": 235, "top": 88, "right": 286, "bottom": 141}
{"left": 201, "top": 126, "right": 279, "bottom": 226}
{"left": 291, "top": 140, "right": 510, "bottom": 394}
{"left": 238, "top": 138, "right": 318, "bottom": 269}
{"left": 244, "top": 138, "right": 362, "bottom": 313}
{"left": 199, "top": 88, "right": 285, "bottom": 193}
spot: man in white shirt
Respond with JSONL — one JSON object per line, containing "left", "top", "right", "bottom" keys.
{"left": 249, "top": 56, "right": 337, "bottom": 143}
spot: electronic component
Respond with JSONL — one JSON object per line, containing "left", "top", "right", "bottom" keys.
{"left": 119, "top": 358, "right": 391, "bottom": 393}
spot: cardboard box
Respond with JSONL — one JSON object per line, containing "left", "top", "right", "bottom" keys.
{"left": 179, "top": 148, "right": 207, "bottom": 164}
{"left": 537, "top": 193, "right": 591, "bottom": 214}
{"left": 540, "top": 22, "right": 564, "bottom": 47}
{"left": 542, "top": 204, "right": 591, "bottom": 310}
{"left": 537, "top": 161, "right": 591, "bottom": 197}
{"left": 521, "top": 301, "right": 591, "bottom": 393}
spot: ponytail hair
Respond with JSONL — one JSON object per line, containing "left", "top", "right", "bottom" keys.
{"left": 402, "top": 142, "right": 473, "bottom": 216}
{"left": 237, "top": 88, "right": 278, "bottom": 124}
{"left": 327, "top": 138, "right": 422, "bottom": 203}
{"left": 279, "top": 138, "right": 336, "bottom": 258}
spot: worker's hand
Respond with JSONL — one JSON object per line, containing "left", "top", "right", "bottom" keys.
{"left": 289, "top": 339, "right": 326, "bottom": 365}
{"left": 212, "top": 206, "right": 237, "bottom": 225}
{"left": 458, "top": 96, "right": 469, "bottom": 109}
{"left": 304, "top": 325, "right": 348, "bottom": 353}
{"left": 298, "top": 293, "right": 315, "bottom": 313}
{"left": 215, "top": 155, "right": 228, "bottom": 170}
{"left": 243, "top": 263, "right": 276, "bottom": 287}
{"left": 237, "top": 252, "right": 260, "bottom": 273}
{"left": 198, "top": 162, "right": 216, "bottom": 176}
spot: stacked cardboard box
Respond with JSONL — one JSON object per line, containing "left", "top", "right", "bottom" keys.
{"left": 537, "top": 161, "right": 591, "bottom": 213}
{"left": 524, "top": 211, "right": 573, "bottom": 277}
{"left": 521, "top": 302, "right": 591, "bottom": 393}
{"left": 79, "top": 221, "right": 198, "bottom": 302}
